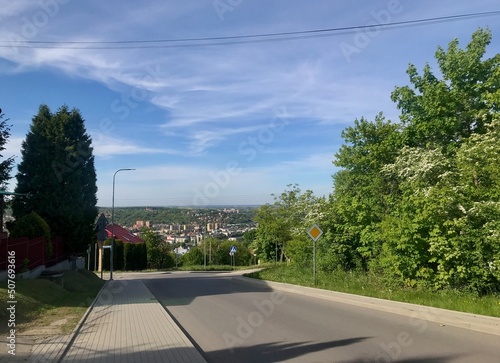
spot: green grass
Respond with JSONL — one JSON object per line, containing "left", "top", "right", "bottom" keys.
{"left": 177, "top": 264, "right": 259, "bottom": 272}
{"left": 0, "top": 269, "right": 105, "bottom": 334}
{"left": 245, "top": 265, "right": 500, "bottom": 318}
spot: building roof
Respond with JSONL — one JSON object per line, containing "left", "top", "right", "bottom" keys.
{"left": 106, "top": 224, "right": 144, "bottom": 243}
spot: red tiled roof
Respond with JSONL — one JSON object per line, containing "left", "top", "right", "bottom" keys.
{"left": 105, "top": 224, "right": 144, "bottom": 243}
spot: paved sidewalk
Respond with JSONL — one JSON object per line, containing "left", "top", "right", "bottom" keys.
{"left": 29, "top": 279, "right": 206, "bottom": 363}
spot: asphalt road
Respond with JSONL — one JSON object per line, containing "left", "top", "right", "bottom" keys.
{"left": 143, "top": 272, "right": 500, "bottom": 363}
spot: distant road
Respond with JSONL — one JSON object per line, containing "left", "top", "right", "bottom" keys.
{"left": 143, "top": 272, "right": 500, "bottom": 363}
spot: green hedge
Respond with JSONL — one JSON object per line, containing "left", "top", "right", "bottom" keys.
{"left": 101, "top": 239, "right": 141, "bottom": 271}
{"left": 123, "top": 242, "right": 147, "bottom": 271}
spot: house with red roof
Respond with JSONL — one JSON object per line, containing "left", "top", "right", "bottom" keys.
{"left": 95, "top": 222, "right": 144, "bottom": 272}
{"left": 105, "top": 224, "right": 144, "bottom": 243}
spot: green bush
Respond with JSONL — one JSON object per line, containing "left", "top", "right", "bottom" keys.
{"left": 10, "top": 211, "right": 51, "bottom": 241}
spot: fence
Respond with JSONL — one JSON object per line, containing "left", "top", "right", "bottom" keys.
{"left": 0, "top": 235, "right": 67, "bottom": 272}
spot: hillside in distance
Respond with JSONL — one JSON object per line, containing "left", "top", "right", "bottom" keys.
{"left": 98, "top": 206, "right": 258, "bottom": 229}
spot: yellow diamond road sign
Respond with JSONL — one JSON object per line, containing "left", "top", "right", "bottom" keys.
{"left": 307, "top": 224, "right": 323, "bottom": 241}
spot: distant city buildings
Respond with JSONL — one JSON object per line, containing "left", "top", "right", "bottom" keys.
{"left": 103, "top": 207, "right": 256, "bottom": 248}
{"left": 133, "top": 220, "right": 150, "bottom": 229}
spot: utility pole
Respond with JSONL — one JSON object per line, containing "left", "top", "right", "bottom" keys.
{"left": 111, "top": 168, "right": 135, "bottom": 280}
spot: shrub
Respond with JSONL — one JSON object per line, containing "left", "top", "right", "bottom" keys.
{"left": 10, "top": 211, "right": 51, "bottom": 241}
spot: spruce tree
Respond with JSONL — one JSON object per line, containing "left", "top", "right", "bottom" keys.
{"left": 13, "top": 104, "right": 98, "bottom": 253}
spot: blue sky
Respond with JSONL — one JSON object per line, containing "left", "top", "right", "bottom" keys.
{"left": 1, "top": 0, "right": 499, "bottom": 207}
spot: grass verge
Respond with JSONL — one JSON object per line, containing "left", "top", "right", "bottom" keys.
{"left": 245, "top": 264, "right": 500, "bottom": 318}
{"left": 177, "top": 264, "right": 260, "bottom": 272}
{"left": 0, "top": 269, "right": 105, "bottom": 335}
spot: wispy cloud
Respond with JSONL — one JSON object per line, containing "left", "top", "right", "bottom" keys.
{"left": 3, "top": 0, "right": 500, "bottom": 206}
{"left": 93, "top": 136, "right": 178, "bottom": 159}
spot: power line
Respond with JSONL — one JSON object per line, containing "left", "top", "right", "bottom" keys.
{"left": 1, "top": 10, "right": 500, "bottom": 50}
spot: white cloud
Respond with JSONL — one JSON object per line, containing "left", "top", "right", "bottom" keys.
{"left": 3, "top": 0, "right": 500, "bottom": 207}
{"left": 93, "top": 136, "right": 177, "bottom": 158}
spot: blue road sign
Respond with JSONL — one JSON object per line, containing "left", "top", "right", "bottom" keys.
{"left": 230, "top": 246, "right": 237, "bottom": 254}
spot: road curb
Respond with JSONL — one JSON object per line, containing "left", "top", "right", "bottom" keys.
{"left": 233, "top": 275, "right": 500, "bottom": 337}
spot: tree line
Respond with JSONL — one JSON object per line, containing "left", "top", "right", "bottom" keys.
{"left": 252, "top": 28, "right": 500, "bottom": 295}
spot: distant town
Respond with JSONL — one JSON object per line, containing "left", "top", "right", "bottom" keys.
{"left": 98, "top": 206, "right": 257, "bottom": 254}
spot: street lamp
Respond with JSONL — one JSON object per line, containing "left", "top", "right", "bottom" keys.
{"left": 110, "top": 168, "right": 135, "bottom": 280}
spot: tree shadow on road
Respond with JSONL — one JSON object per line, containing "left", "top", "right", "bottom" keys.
{"left": 340, "top": 353, "right": 465, "bottom": 363}
{"left": 144, "top": 274, "right": 273, "bottom": 306}
{"left": 205, "top": 337, "right": 370, "bottom": 363}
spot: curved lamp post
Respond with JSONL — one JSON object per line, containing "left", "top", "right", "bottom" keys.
{"left": 110, "top": 168, "right": 135, "bottom": 280}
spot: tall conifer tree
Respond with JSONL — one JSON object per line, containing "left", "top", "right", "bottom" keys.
{"left": 13, "top": 104, "right": 98, "bottom": 253}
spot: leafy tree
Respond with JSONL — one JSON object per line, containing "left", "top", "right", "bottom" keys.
{"left": 254, "top": 184, "right": 322, "bottom": 263}
{"left": 142, "top": 228, "right": 173, "bottom": 269}
{"left": 391, "top": 28, "right": 499, "bottom": 152}
{"left": 182, "top": 246, "right": 204, "bottom": 266}
{"left": 286, "top": 235, "right": 312, "bottom": 268}
{"left": 12, "top": 104, "right": 98, "bottom": 254}
{"left": 432, "top": 119, "right": 500, "bottom": 292}
{"left": 242, "top": 229, "right": 257, "bottom": 247}
{"left": 327, "top": 28, "right": 500, "bottom": 295}
{"left": 380, "top": 119, "right": 500, "bottom": 293}
{"left": 378, "top": 28, "right": 500, "bottom": 292}
{"left": 208, "top": 239, "right": 251, "bottom": 266}
{"left": 379, "top": 146, "right": 456, "bottom": 286}
{"left": 329, "top": 114, "right": 402, "bottom": 269}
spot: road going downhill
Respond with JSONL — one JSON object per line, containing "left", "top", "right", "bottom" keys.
{"left": 142, "top": 271, "right": 500, "bottom": 363}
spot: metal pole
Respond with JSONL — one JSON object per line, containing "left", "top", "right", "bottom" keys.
{"left": 203, "top": 233, "right": 206, "bottom": 270}
{"left": 111, "top": 168, "right": 135, "bottom": 280}
{"left": 313, "top": 240, "right": 316, "bottom": 286}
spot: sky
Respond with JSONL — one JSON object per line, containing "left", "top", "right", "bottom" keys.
{"left": 0, "top": 0, "right": 499, "bottom": 207}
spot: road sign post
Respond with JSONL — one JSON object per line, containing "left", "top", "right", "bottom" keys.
{"left": 96, "top": 213, "right": 108, "bottom": 280}
{"left": 307, "top": 224, "right": 323, "bottom": 286}
{"left": 230, "top": 246, "right": 237, "bottom": 268}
